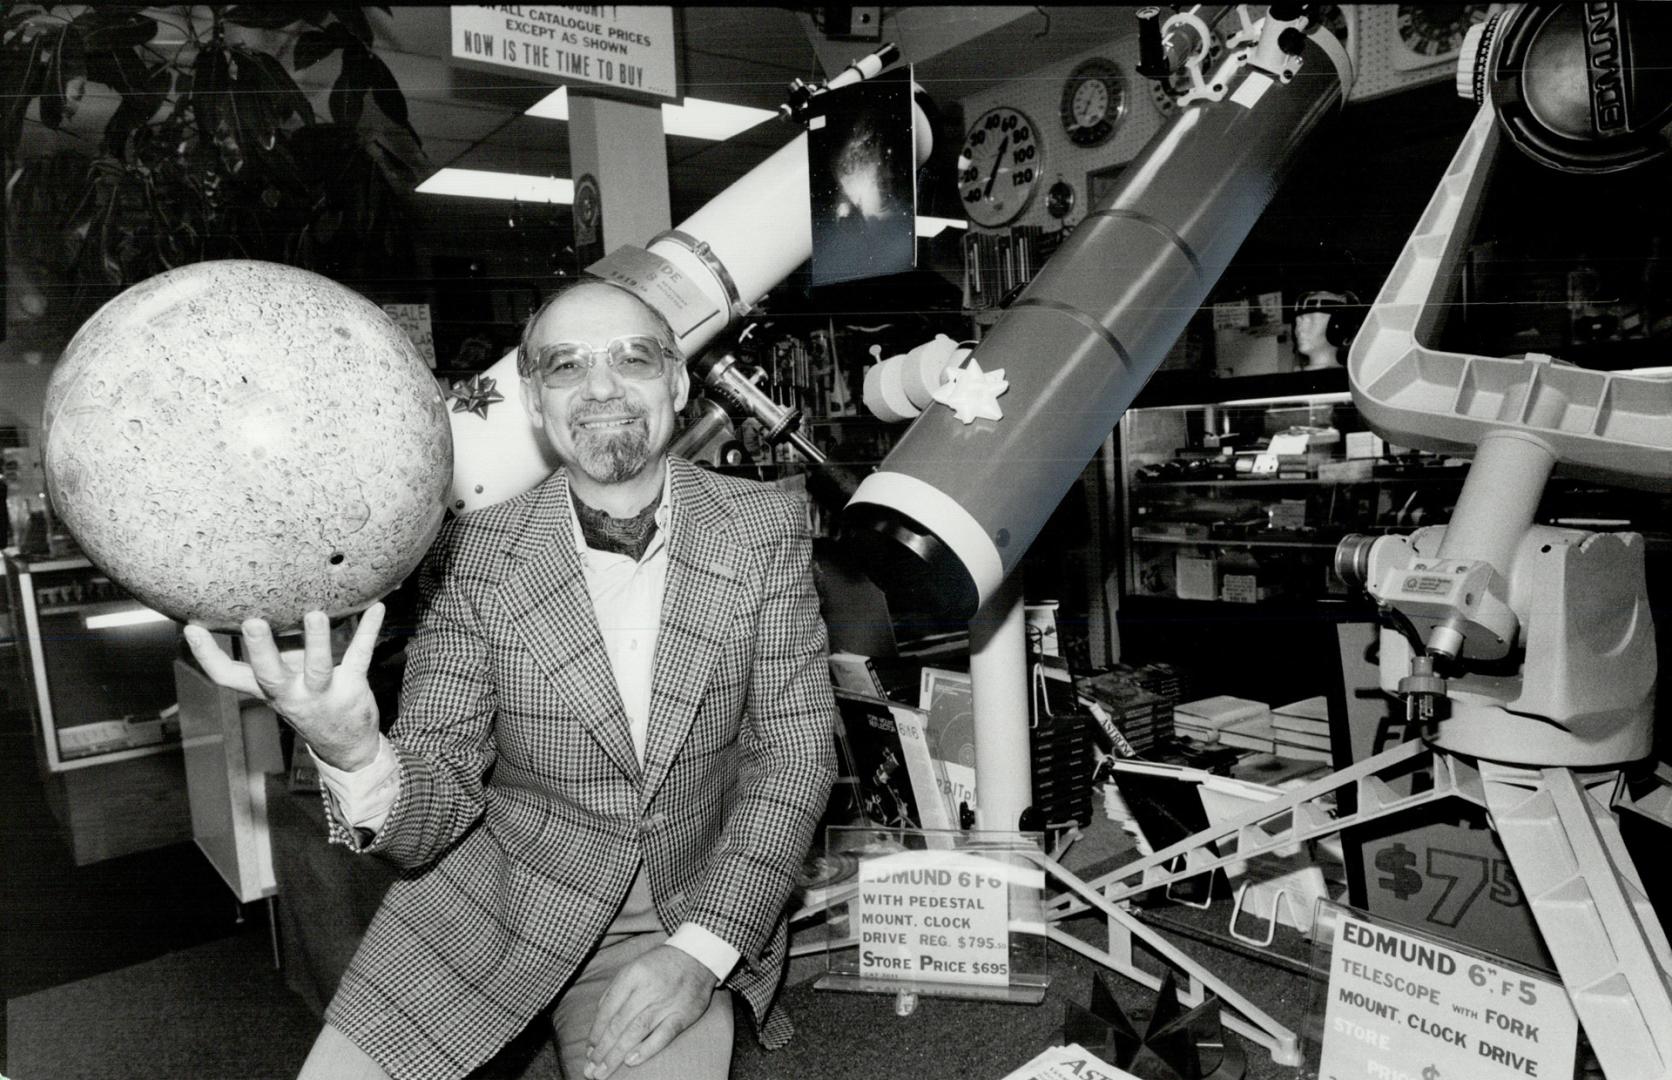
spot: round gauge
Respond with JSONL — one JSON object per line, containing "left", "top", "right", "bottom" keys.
{"left": 1046, "top": 178, "right": 1075, "bottom": 220}
{"left": 1394, "top": 3, "right": 1490, "bottom": 65}
{"left": 957, "top": 106, "right": 1044, "bottom": 228}
{"left": 1060, "top": 58, "right": 1126, "bottom": 148}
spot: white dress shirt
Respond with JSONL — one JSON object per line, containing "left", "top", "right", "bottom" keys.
{"left": 314, "top": 467, "right": 739, "bottom": 981}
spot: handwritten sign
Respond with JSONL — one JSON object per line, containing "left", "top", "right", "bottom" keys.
{"left": 450, "top": 6, "right": 677, "bottom": 100}
{"left": 381, "top": 303, "right": 436, "bottom": 368}
{"left": 1318, "top": 910, "right": 1577, "bottom": 1080}
{"left": 855, "top": 850, "right": 1013, "bottom": 986}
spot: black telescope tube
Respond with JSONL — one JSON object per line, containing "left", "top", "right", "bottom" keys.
{"left": 842, "top": 31, "right": 1348, "bottom": 621}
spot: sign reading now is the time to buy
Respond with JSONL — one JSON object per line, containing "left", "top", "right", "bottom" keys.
{"left": 451, "top": 6, "right": 677, "bottom": 100}
{"left": 1318, "top": 909, "right": 1577, "bottom": 1080}
{"left": 855, "top": 850, "right": 1021, "bottom": 987}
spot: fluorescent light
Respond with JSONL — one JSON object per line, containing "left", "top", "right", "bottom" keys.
{"left": 915, "top": 216, "right": 969, "bottom": 239}
{"left": 526, "top": 86, "right": 775, "bottom": 141}
{"left": 664, "top": 96, "right": 775, "bottom": 140}
{"left": 416, "top": 168, "right": 574, "bottom": 204}
{"left": 85, "top": 607, "right": 171, "bottom": 630}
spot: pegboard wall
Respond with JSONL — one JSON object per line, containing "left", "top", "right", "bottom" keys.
{"left": 955, "top": 5, "right": 1482, "bottom": 236}
{"left": 1348, "top": 4, "right": 1486, "bottom": 103}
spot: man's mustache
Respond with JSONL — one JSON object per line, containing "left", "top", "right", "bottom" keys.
{"left": 569, "top": 404, "right": 647, "bottom": 426}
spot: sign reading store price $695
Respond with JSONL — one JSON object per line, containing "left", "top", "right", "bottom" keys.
{"left": 855, "top": 850, "right": 1027, "bottom": 987}
{"left": 451, "top": 7, "right": 677, "bottom": 100}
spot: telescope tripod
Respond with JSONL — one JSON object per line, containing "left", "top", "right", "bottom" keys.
{"left": 1041, "top": 737, "right": 1672, "bottom": 1078}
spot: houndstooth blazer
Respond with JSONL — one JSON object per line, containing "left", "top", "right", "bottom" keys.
{"left": 321, "top": 457, "right": 837, "bottom": 1080}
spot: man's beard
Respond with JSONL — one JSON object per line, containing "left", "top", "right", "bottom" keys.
{"left": 570, "top": 415, "right": 652, "bottom": 484}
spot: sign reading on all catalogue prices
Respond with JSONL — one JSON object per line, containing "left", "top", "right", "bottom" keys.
{"left": 450, "top": 7, "right": 677, "bottom": 100}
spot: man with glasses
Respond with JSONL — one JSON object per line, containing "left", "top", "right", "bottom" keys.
{"left": 186, "top": 279, "right": 836, "bottom": 1080}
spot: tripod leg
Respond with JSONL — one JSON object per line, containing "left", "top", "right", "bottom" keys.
{"left": 1483, "top": 763, "right": 1672, "bottom": 1080}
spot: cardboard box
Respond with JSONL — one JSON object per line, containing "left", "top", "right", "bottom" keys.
{"left": 1346, "top": 431, "right": 1386, "bottom": 459}
{"left": 1175, "top": 555, "right": 1218, "bottom": 600}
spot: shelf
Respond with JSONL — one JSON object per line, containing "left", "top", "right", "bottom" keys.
{"left": 1129, "top": 367, "right": 1349, "bottom": 409}
{"left": 1132, "top": 532, "right": 1342, "bottom": 550}
{"left": 1132, "top": 472, "right": 1469, "bottom": 488}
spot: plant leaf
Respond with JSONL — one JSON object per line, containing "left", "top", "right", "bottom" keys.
{"left": 3, "top": 6, "right": 50, "bottom": 42}
{"left": 2, "top": 31, "right": 50, "bottom": 152}
{"left": 243, "top": 48, "right": 312, "bottom": 125}
{"left": 222, "top": 6, "right": 307, "bottom": 31}
{"left": 292, "top": 28, "right": 335, "bottom": 71}
{"left": 328, "top": 6, "right": 374, "bottom": 47}
{"left": 41, "top": 25, "right": 86, "bottom": 130}
{"left": 328, "top": 48, "right": 366, "bottom": 129}
{"left": 71, "top": 10, "right": 157, "bottom": 51}
{"left": 363, "top": 51, "right": 414, "bottom": 135}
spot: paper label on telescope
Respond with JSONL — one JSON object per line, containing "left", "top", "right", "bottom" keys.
{"left": 586, "top": 246, "right": 720, "bottom": 338}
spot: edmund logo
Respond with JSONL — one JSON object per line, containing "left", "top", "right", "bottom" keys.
{"left": 1584, "top": 2, "right": 1628, "bottom": 133}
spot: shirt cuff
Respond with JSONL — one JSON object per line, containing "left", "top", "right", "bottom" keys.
{"left": 312, "top": 736, "right": 400, "bottom": 834}
{"left": 667, "top": 922, "right": 740, "bottom": 983}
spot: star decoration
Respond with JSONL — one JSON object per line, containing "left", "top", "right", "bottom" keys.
{"left": 1062, "top": 970, "right": 1246, "bottom": 1080}
{"left": 931, "top": 356, "right": 1008, "bottom": 424}
{"left": 448, "top": 374, "right": 504, "bottom": 419}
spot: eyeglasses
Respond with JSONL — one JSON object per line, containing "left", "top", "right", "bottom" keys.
{"left": 529, "top": 335, "right": 674, "bottom": 389}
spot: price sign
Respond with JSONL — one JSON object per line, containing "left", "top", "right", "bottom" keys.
{"left": 1317, "top": 908, "right": 1577, "bottom": 1080}
{"left": 855, "top": 850, "right": 1016, "bottom": 986}
{"left": 450, "top": 6, "right": 678, "bottom": 101}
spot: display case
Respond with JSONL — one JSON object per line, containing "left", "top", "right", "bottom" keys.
{"left": 5, "top": 549, "right": 186, "bottom": 768}
{"left": 1114, "top": 376, "right": 1672, "bottom": 610}
{"left": 4, "top": 547, "right": 191, "bottom": 863}
{"left": 1117, "top": 383, "right": 1469, "bottom": 607}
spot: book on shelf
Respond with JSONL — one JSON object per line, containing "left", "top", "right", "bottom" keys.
{"left": 1230, "top": 751, "right": 1330, "bottom": 788}
{"left": 917, "top": 667, "right": 978, "bottom": 818}
{"left": 1272, "top": 711, "right": 1330, "bottom": 736}
{"left": 1173, "top": 694, "right": 1268, "bottom": 743}
{"left": 1273, "top": 727, "right": 1332, "bottom": 751}
{"left": 1217, "top": 711, "right": 1277, "bottom": 753}
{"left": 1273, "top": 695, "right": 1329, "bottom": 721}
{"left": 828, "top": 651, "right": 889, "bottom": 698}
{"left": 833, "top": 690, "right": 954, "bottom": 831}
{"left": 1273, "top": 740, "right": 1333, "bottom": 763}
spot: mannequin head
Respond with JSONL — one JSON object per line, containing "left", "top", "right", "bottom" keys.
{"left": 1294, "top": 290, "right": 1360, "bottom": 370}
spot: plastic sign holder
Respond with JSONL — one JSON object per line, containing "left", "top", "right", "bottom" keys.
{"left": 813, "top": 826, "right": 1051, "bottom": 1008}
{"left": 1306, "top": 901, "right": 1579, "bottom": 1080}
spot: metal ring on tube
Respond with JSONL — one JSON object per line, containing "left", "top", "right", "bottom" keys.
{"left": 650, "top": 229, "right": 751, "bottom": 322}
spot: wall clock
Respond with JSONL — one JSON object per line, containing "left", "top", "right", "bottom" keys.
{"left": 1391, "top": 3, "right": 1490, "bottom": 70}
{"left": 1060, "top": 58, "right": 1126, "bottom": 148}
{"left": 957, "top": 106, "right": 1043, "bottom": 228}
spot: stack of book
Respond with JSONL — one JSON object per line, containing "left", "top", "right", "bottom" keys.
{"left": 1272, "top": 695, "right": 1333, "bottom": 762}
{"left": 1217, "top": 710, "right": 1277, "bottom": 754}
{"left": 1174, "top": 695, "right": 1269, "bottom": 744}
{"left": 1081, "top": 673, "right": 1168, "bottom": 754}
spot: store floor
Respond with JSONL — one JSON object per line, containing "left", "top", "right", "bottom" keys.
{"left": 3, "top": 688, "right": 1318, "bottom": 1078}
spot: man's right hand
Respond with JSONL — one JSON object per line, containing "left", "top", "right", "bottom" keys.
{"left": 183, "top": 604, "right": 385, "bottom": 771}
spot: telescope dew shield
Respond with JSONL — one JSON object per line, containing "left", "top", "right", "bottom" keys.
{"left": 844, "top": 28, "right": 1350, "bottom": 621}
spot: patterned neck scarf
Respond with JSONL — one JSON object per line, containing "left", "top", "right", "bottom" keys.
{"left": 572, "top": 489, "right": 663, "bottom": 561}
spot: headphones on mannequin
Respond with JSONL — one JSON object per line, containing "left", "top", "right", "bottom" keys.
{"left": 1296, "top": 289, "right": 1362, "bottom": 349}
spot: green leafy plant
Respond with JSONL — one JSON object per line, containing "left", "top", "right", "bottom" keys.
{"left": 4, "top": 4, "right": 428, "bottom": 331}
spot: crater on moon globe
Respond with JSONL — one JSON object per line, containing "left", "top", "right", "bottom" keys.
{"left": 42, "top": 260, "right": 454, "bottom": 632}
